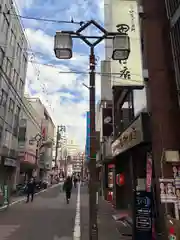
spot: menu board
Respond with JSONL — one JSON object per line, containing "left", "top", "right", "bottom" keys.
{"left": 135, "top": 191, "right": 152, "bottom": 240}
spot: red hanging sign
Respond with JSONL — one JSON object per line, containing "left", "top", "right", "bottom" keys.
{"left": 146, "top": 153, "right": 152, "bottom": 192}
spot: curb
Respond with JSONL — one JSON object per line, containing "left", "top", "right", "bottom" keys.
{"left": 0, "top": 183, "right": 61, "bottom": 210}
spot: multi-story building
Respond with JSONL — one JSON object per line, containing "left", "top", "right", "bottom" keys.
{"left": 97, "top": 0, "right": 149, "bottom": 204}
{"left": 17, "top": 97, "right": 41, "bottom": 184}
{"left": 165, "top": 0, "right": 180, "bottom": 97}
{"left": 22, "top": 97, "right": 55, "bottom": 181}
{"left": 65, "top": 139, "right": 80, "bottom": 157}
{"left": 72, "top": 152, "right": 85, "bottom": 174}
{"left": 0, "top": 0, "right": 28, "bottom": 189}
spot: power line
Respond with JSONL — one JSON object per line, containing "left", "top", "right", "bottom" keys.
{"left": 2, "top": 11, "right": 85, "bottom": 25}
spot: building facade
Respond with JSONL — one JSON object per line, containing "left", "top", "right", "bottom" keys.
{"left": 72, "top": 152, "right": 84, "bottom": 174}
{"left": 0, "top": 0, "right": 28, "bottom": 190}
{"left": 99, "top": 0, "right": 180, "bottom": 237}
{"left": 165, "top": 0, "right": 180, "bottom": 96}
{"left": 17, "top": 97, "right": 41, "bottom": 184}
{"left": 23, "top": 97, "right": 55, "bottom": 181}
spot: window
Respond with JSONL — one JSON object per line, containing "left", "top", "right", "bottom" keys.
{"left": 13, "top": 70, "right": 18, "bottom": 87}
{"left": 4, "top": 130, "right": 11, "bottom": 147}
{"left": 9, "top": 30, "right": 16, "bottom": 56}
{"left": 19, "top": 37, "right": 23, "bottom": 47}
{"left": 171, "top": 17, "right": 180, "bottom": 89}
{"left": 10, "top": 30, "right": 16, "bottom": 46}
{"left": 6, "top": 58, "right": 12, "bottom": 77}
{"left": 1, "top": 13, "right": 9, "bottom": 39}
{"left": 0, "top": 48, "right": 4, "bottom": 66}
{"left": 18, "top": 127, "right": 26, "bottom": 141}
{"left": 16, "top": 43, "right": 21, "bottom": 58}
{"left": 19, "top": 78, "right": 24, "bottom": 94}
{"left": 15, "top": 105, "right": 20, "bottom": 117}
{"left": 22, "top": 54, "right": 27, "bottom": 73}
{"left": 0, "top": 89, "right": 8, "bottom": 107}
{"left": 3, "top": 57, "right": 7, "bottom": 72}
{"left": 8, "top": 98, "right": 15, "bottom": 112}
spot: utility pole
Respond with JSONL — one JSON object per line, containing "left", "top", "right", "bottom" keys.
{"left": 54, "top": 20, "right": 130, "bottom": 240}
{"left": 89, "top": 47, "right": 98, "bottom": 240}
{"left": 142, "top": 0, "right": 180, "bottom": 239}
{"left": 55, "top": 126, "right": 61, "bottom": 167}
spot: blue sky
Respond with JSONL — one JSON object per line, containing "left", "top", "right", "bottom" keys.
{"left": 15, "top": 0, "right": 104, "bottom": 148}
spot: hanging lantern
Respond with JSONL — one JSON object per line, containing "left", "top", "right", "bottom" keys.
{"left": 116, "top": 173, "right": 125, "bottom": 186}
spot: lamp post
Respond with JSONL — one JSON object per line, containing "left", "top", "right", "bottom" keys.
{"left": 54, "top": 20, "right": 130, "bottom": 240}
{"left": 54, "top": 125, "right": 66, "bottom": 167}
{"left": 29, "top": 133, "right": 53, "bottom": 179}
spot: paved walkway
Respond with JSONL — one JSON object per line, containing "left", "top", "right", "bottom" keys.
{"left": 80, "top": 186, "right": 120, "bottom": 240}
{"left": 0, "top": 184, "right": 126, "bottom": 240}
{"left": 0, "top": 184, "right": 78, "bottom": 240}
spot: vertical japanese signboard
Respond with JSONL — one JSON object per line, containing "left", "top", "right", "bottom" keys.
{"left": 111, "top": 0, "right": 144, "bottom": 88}
{"left": 146, "top": 153, "right": 152, "bottom": 192}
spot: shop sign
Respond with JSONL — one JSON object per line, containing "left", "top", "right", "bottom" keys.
{"left": 159, "top": 178, "right": 176, "bottom": 203}
{"left": 135, "top": 191, "right": 152, "bottom": 240}
{"left": 4, "top": 158, "right": 17, "bottom": 167}
{"left": 108, "top": 164, "right": 115, "bottom": 189}
{"left": 102, "top": 107, "right": 113, "bottom": 137}
{"left": 146, "top": 153, "right": 152, "bottom": 192}
{"left": 112, "top": 115, "right": 143, "bottom": 157}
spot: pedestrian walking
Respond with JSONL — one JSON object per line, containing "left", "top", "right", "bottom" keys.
{"left": 63, "top": 176, "right": 72, "bottom": 204}
{"left": 26, "top": 178, "right": 36, "bottom": 203}
{"left": 73, "top": 176, "right": 78, "bottom": 188}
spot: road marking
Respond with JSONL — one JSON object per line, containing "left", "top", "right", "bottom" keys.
{"left": 73, "top": 182, "right": 81, "bottom": 240}
{"left": 0, "top": 183, "right": 62, "bottom": 210}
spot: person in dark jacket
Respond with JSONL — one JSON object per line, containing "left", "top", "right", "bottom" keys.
{"left": 63, "top": 176, "right": 72, "bottom": 204}
{"left": 73, "top": 176, "right": 78, "bottom": 188}
{"left": 26, "top": 178, "right": 36, "bottom": 203}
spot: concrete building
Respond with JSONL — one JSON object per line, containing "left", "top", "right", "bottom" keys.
{"left": 22, "top": 97, "right": 55, "bottom": 181}
{"left": 64, "top": 139, "right": 80, "bottom": 157}
{"left": 72, "top": 152, "right": 84, "bottom": 174}
{"left": 17, "top": 97, "right": 41, "bottom": 184}
{"left": 0, "top": 0, "right": 28, "bottom": 190}
{"left": 95, "top": 0, "right": 150, "bottom": 203}
{"left": 165, "top": 0, "right": 180, "bottom": 94}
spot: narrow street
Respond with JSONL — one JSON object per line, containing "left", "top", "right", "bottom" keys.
{"left": 0, "top": 184, "right": 78, "bottom": 240}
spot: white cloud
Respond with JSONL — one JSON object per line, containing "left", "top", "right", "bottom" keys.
{"left": 24, "top": 28, "right": 102, "bottom": 149}
{"left": 14, "top": 0, "right": 34, "bottom": 13}
{"left": 21, "top": 1, "right": 145, "bottom": 150}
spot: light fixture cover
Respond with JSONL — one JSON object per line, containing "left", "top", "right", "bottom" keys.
{"left": 54, "top": 32, "right": 73, "bottom": 59}
{"left": 112, "top": 35, "right": 130, "bottom": 60}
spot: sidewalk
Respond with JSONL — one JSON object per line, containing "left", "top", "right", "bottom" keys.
{"left": 81, "top": 186, "right": 120, "bottom": 240}
{"left": 0, "top": 183, "right": 61, "bottom": 210}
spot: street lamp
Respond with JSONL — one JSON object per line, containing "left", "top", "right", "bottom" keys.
{"left": 54, "top": 20, "right": 130, "bottom": 240}
{"left": 54, "top": 32, "right": 73, "bottom": 59}
{"left": 112, "top": 35, "right": 130, "bottom": 60}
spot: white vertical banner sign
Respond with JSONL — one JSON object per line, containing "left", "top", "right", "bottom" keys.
{"left": 111, "top": 0, "right": 144, "bottom": 87}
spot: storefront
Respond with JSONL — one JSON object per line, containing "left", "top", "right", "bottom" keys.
{"left": 111, "top": 112, "right": 151, "bottom": 210}
{"left": 0, "top": 157, "right": 17, "bottom": 201}
{"left": 18, "top": 151, "right": 36, "bottom": 182}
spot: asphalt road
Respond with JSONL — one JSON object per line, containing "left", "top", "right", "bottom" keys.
{"left": 0, "top": 185, "right": 78, "bottom": 240}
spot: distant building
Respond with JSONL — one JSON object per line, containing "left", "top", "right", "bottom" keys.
{"left": 18, "top": 97, "right": 55, "bottom": 183}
